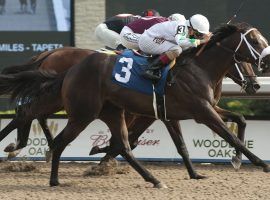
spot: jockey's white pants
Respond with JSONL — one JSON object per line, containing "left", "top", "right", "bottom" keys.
{"left": 94, "top": 23, "right": 121, "bottom": 49}
{"left": 120, "top": 26, "right": 141, "bottom": 50}
{"left": 138, "top": 34, "right": 182, "bottom": 58}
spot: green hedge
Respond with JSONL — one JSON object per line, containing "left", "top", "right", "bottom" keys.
{"left": 218, "top": 99, "right": 270, "bottom": 117}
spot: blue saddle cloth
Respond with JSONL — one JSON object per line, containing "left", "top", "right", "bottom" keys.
{"left": 111, "top": 50, "right": 170, "bottom": 96}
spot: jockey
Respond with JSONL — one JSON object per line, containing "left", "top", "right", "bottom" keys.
{"left": 120, "top": 13, "right": 186, "bottom": 50}
{"left": 94, "top": 9, "right": 160, "bottom": 50}
{"left": 168, "top": 13, "right": 186, "bottom": 21}
{"left": 138, "top": 14, "right": 211, "bottom": 80}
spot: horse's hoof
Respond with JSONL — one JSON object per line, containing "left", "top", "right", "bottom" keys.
{"left": 154, "top": 182, "right": 168, "bottom": 189}
{"left": 45, "top": 150, "right": 52, "bottom": 163}
{"left": 4, "top": 143, "right": 16, "bottom": 152}
{"left": 89, "top": 146, "right": 100, "bottom": 155}
{"left": 7, "top": 150, "right": 21, "bottom": 159}
{"left": 263, "top": 165, "right": 270, "bottom": 173}
{"left": 99, "top": 157, "right": 118, "bottom": 167}
{"left": 191, "top": 174, "right": 207, "bottom": 179}
{"left": 50, "top": 179, "right": 60, "bottom": 187}
{"left": 231, "top": 156, "right": 242, "bottom": 170}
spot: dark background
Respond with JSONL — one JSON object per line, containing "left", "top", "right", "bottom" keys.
{"left": 0, "top": 0, "right": 269, "bottom": 116}
{"left": 0, "top": 0, "right": 74, "bottom": 67}
{"left": 106, "top": 0, "right": 270, "bottom": 40}
{"left": 0, "top": 32, "right": 72, "bottom": 66}
{"left": 0, "top": 0, "right": 74, "bottom": 110}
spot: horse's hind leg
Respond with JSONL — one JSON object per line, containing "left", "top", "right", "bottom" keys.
{"left": 103, "top": 118, "right": 205, "bottom": 180}
{"left": 104, "top": 107, "right": 166, "bottom": 188}
{"left": 50, "top": 118, "right": 92, "bottom": 186}
{"left": 98, "top": 114, "right": 155, "bottom": 163}
{"left": 89, "top": 104, "right": 140, "bottom": 157}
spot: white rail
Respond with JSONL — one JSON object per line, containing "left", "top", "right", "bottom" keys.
{"left": 222, "top": 77, "right": 270, "bottom": 98}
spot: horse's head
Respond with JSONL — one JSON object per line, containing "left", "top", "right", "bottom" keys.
{"left": 229, "top": 23, "right": 270, "bottom": 72}
{"left": 226, "top": 62, "right": 260, "bottom": 95}
{"left": 206, "top": 23, "right": 270, "bottom": 74}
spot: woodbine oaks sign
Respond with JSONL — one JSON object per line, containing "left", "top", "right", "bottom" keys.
{"left": 0, "top": 118, "right": 269, "bottom": 163}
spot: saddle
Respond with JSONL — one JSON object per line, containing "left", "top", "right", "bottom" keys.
{"left": 112, "top": 49, "right": 176, "bottom": 121}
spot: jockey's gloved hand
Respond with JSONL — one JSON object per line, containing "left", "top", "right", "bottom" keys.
{"left": 200, "top": 33, "right": 212, "bottom": 44}
{"left": 116, "top": 44, "right": 126, "bottom": 51}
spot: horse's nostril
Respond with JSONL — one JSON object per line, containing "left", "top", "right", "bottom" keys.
{"left": 253, "top": 83, "right": 261, "bottom": 90}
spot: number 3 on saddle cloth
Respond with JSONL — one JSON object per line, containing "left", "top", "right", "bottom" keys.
{"left": 112, "top": 49, "right": 172, "bottom": 120}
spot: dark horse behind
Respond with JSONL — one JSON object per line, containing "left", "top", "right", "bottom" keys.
{"left": 0, "top": 23, "right": 269, "bottom": 188}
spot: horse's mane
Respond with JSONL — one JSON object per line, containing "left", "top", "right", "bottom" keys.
{"left": 181, "top": 22, "right": 253, "bottom": 57}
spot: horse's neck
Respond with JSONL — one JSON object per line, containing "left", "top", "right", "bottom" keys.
{"left": 196, "top": 45, "right": 235, "bottom": 85}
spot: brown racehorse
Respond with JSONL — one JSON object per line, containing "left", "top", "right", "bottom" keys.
{"left": 91, "top": 61, "right": 259, "bottom": 170}
{"left": 1, "top": 46, "right": 258, "bottom": 175}
{"left": 0, "top": 47, "right": 94, "bottom": 155}
{"left": 0, "top": 23, "right": 269, "bottom": 188}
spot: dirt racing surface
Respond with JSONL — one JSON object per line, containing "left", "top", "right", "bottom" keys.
{"left": 0, "top": 161, "right": 269, "bottom": 200}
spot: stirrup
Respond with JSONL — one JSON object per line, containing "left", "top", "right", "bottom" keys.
{"left": 143, "top": 70, "right": 161, "bottom": 81}
{"left": 152, "top": 89, "right": 168, "bottom": 121}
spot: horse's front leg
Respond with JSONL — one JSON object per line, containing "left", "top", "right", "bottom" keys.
{"left": 163, "top": 120, "right": 206, "bottom": 179}
{"left": 50, "top": 119, "right": 91, "bottom": 186}
{"left": 197, "top": 103, "right": 269, "bottom": 172}
{"left": 215, "top": 106, "right": 246, "bottom": 170}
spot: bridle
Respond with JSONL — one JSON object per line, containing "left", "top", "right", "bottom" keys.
{"left": 233, "top": 28, "right": 262, "bottom": 67}
{"left": 216, "top": 28, "right": 267, "bottom": 71}
{"left": 216, "top": 28, "right": 265, "bottom": 90}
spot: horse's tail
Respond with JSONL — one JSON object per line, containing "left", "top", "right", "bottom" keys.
{"left": 1, "top": 50, "right": 54, "bottom": 75}
{"left": 0, "top": 70, "right": 66, "bottom": 103}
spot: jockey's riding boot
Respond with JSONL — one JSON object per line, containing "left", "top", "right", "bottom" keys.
{"left": 144, "top": 53, "right": 171, "bottom": 81}
{"left": 144, "top": 60, "right": 162, "bottom": 81}
{"left": 116, "top": 44, "right": 126, "bottom": 51}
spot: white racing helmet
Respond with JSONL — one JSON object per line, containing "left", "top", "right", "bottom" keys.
{"left": 187, "top": 14, "right": 210, "bottom": 34}
{"left": 168, "top": 13, "right": 186, "bottom": 21}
